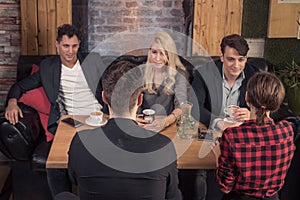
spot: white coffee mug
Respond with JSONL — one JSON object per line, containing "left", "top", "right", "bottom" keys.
{"left": 89, "top": 111, "right": 103, "bottom": 123}
{"left": 143, "top": 109, "right": 155, "bottom": 123}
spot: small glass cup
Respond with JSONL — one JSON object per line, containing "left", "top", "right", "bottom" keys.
{"left": 224, "top": 105, "right": 239, "bottom": 122}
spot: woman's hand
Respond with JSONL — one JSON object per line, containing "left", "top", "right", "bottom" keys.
{"left": 140, "top": 118, "right": 166, "bottom": 132}
{"left": 136, "top": 114, "right": 150, "bottom": 126}
{"left": 136, "top": 114, "right": 164, "bottom": 132}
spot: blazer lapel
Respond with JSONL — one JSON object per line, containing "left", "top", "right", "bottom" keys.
{"left": 40, "top": 56, "right": 61, "bottom": 103}
{"left": 52, "top": 60, "right": 61, "bottom": 103}
{"left": 80, "top": 52, "right": 104, "bottom": 95}
{"left": 210, "top": 61, "right": 223, "bottom": 116}
{"left": 197, "top": 61, "right": 223, "bottom": 116}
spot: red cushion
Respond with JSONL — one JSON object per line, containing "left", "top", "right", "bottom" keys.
{"left": 18, "top": 64, "right": 53, "bottom": 142}
{"left": 31, "top": 63, "right": 39, "bottom": 74}
{"left": 39, "top": 112, "right": 54, "bottom": 142}
{"left": 19, "top": 87, "right": 50, "bottom": 115}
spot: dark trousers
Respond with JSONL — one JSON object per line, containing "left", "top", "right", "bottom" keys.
{"left": 54, "top": 192, "right": 79, "bottom": 200}
{"left": 179, "top": 169, "right": 207, "bottom": 200}
{"left": 179, "top": 169, "right": 223, "bottom": 200}
{"left": 223, "top": 192, "right": 279, "bottom": 200}
{"left": 46, "top": 168, "right": 72, "bottom": 198}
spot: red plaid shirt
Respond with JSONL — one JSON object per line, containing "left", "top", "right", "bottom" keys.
{"left": 216, "top": 118, "right": 295, "bottom": 198}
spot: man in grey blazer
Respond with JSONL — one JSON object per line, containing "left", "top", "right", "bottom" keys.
{"left": 186, "top": 34, "right": 260, "bottom": 200}
{"left": 191, "top": 34, "right": 260, "bottom": 130}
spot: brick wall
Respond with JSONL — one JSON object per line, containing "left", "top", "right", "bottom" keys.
{"left": 88, "top": 0, "right": 185, "bottom": 51}
{"left": 0, "top": 0, "right": 186, "bottom": 109}
{"left": 0, "top": 0, "right": 20, "bottom": 110}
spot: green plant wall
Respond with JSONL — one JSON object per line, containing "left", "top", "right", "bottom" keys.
{"left": 242, "top": 0, "right": 269, "bottom": 38}
{"left": 242, "top": 0, "right": 300, "bottom": 69}
{"left": 265, "top": 39, "right": 300, "bottom": 70}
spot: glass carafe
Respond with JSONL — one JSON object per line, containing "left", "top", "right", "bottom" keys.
{"left": 177, "top": 101, "right": 197, "bottom": 139}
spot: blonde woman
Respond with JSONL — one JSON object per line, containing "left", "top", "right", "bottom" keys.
{"left": 137, "top": 31, "right": 188, "bottom": 132}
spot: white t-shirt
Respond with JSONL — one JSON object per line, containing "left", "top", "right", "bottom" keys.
{"left": 60, "top": 60, "right": 102, "bottom": 115}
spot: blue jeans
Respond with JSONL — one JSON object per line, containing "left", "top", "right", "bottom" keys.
{"left": 46, "top": 168, "right": 72, "bottom": 197}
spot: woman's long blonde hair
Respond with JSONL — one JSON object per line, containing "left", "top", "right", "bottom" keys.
{"left": 144, "top": 31, "right": 186, "bottom": 95}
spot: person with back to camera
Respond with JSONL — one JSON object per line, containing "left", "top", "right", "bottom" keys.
{"left": 136, "top": 31, "right": 189, "bottom": 132}
{"left": 187, "top": 34, "right": 260, "bottom": 200}
{"left": 213, "top": 72, "right": 295, "bottom": 200}
{"left": 67, "top": 60, "right": 182, "bottom": 200}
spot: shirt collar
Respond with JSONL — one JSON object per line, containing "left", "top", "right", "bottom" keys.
{"left": 242, "top": 118, "right": 274, "bottom": 126}
{"left": 221, "top": 66, "right": 245, "bottom": 83}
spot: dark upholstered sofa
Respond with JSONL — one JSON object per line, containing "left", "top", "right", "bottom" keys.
{"left": 0, "top": 54, "right": 299, "bottom": 200}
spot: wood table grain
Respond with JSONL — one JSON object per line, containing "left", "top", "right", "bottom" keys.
{"left": 46, "top": 115, "right": 221, "bottom": 169}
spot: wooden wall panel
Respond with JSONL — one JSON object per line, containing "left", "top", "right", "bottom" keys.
{"left": 193, "top": 0, "right": 243, "bottom": 56}
{"left": 20, "top": 1, "right": 27, "bottom": 54}
{"left": 57, "top": 0, "right": 72, "bottom": 27}
{"left": 38, "top": 0, "right": 48, "bottom": 55}
{"left": 20, "top": 0, "right": 72, "bottom": 55}
{"left": 226, "top": 0, "right": 243, "bottom": 35}
{"left": 21, "top": 0, "right": 38, "bottom": 55}
{"left": 268, "top": 0, "right": 300, "bottom": 38}
{"left": 48, "top": 0, "right": 57, "bottom": 55}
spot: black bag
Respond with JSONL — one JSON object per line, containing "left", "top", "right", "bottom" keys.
{"left": 0, "top": 103, "right": 41, "bottom": 160}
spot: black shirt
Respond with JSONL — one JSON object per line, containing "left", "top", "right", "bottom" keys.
{"left": 68, "top": 118, "right": 182, "bottom": 200}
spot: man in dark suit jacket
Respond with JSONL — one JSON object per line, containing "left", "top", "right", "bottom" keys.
{"left": 191, "top": 34, "right": 260, "bottom": 131}
{"left": 191, "top": 59, "right": 259, "bottom": 130}
{"left": 186, "top": 34, "right": 260, "bottom": 200}
{"left": 5, "top": 24, "right": 103, "bottom": 135}
{"left": 67, "top": 60, "right": 182, "bottom": 200}
{"left": 4, "top": 24, "right": 104, "bottom": 197}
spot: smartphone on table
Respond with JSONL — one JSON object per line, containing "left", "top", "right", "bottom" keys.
{"left": 198, "top": 129, "right": 222, "bottom": 143}
{"left": 197, "top": 129, "right": 214, "bottom": 141}
{"left": 61, "top": 117, "right": 84, "bottom": 128}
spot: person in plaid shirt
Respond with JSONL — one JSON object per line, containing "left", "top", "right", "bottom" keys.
{"left": 215, "top": 72, "right": 295, "bottom": 200}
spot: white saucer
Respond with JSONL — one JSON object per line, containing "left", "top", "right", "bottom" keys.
{"left": 224, "top": 117, "right": 243, "bottom": 125}
{"left": 85, "top": 118, "right": 108, "bottom": 127}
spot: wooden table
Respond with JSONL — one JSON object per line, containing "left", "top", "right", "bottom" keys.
{"left": 46, "top": 115, "right": 221, "bottom": 169}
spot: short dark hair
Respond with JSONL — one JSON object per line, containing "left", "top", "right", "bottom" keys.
{"left": 101, "top": 60, "right": 143, "bottom": 115}
{"left": 247, "top": 72, "right": 285, "bottom": 125}
{"left": 56, "top": 24, "right": 81, "bottom": 42}
{"left": 220, "top": 34, "right": 249, "bottom": 56}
